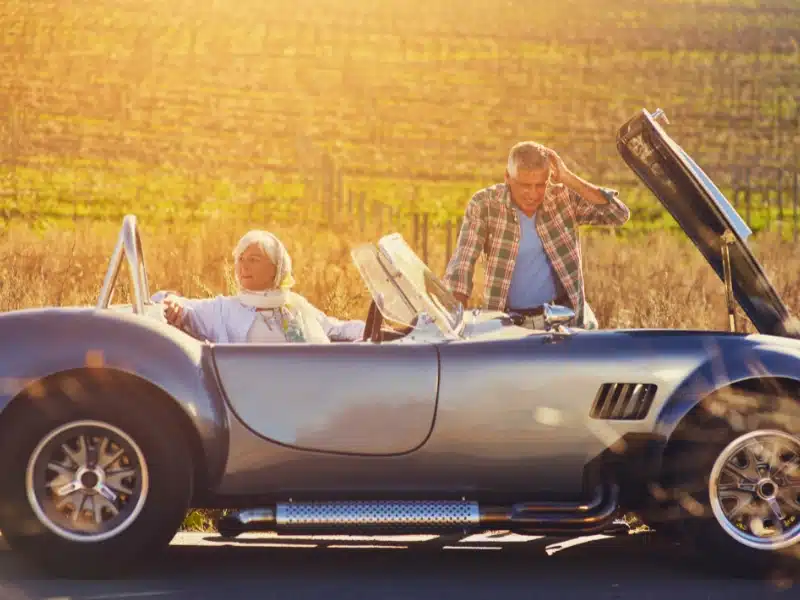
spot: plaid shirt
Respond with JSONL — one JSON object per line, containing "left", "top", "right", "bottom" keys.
{"left": 443, "top": 182, "right": 630, "bottom": 325}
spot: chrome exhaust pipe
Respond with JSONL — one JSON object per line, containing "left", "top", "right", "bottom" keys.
{"left": 217, "top": 508, "right": 275, "bottom": 538}
{"left": 214, "top": 485, "right": 621, "bottom": 538}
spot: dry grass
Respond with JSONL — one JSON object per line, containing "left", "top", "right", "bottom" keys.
{"left": 3, "top": 217, "right": 800, "bottom": 332}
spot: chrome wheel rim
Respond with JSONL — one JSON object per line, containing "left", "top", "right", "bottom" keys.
{"left": 25, "top": 420, "right": 149, "bottom": 543}
{"left": 709, "top": 429, "right": 800, "bottom": 551}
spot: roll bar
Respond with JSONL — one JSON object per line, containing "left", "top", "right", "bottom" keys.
{"left": 96, "top": 215, "right": 151, "bottom": 314}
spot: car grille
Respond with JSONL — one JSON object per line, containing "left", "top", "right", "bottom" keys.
{"left": 590, "top": 383, "right": 656, "bottom": 420}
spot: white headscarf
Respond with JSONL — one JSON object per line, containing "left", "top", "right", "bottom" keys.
{"left": 232, "top": 230, "right": 330, "bottom": 344}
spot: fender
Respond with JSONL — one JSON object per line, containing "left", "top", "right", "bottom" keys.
{"left": 0, "top": 306, "right": 230, "bottom": 488}
{"left": 609, "top": 334, "right": 800, "bottom": 505}
{"left": 655, "top": 334, "right": 800, "bottom": 438}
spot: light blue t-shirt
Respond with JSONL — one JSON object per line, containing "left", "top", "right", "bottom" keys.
{"left": 506, "top": 207, "right": 559, "bottom": 309}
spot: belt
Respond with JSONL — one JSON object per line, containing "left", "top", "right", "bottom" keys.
{"left": 508, "top": 294, "right": 569, "bottom": 317}
{"left": 509, "top": 312, "right": 547, "bottom": 331}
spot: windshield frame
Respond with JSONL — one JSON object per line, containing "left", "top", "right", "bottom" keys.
{"left": 351, "top": 233, "right": 465, "bottom": 340}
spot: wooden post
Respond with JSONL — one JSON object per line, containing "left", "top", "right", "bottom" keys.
{"left": 794, "top": 168, "right": 799, "bottom": 242}
{"left": 358, "top": 191, "right": 365, "bottom": 234}
{"left": 745, "top": 168, "right": 752, "bottom": 226}
{"left": 446, "top": 221, "right": 453, "bottom": 259}
{"left": 337, "top": 169, "right": 344, "bottom": 218}
{"left": 777, "top": 167, "right": 784, "bottom": 235}
{"left": 422, "top": 213, "right": 429, "bottom": 264}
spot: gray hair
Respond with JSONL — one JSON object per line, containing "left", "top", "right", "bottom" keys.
{"left": 506, "top": 141, "right": 550, "bottom": 178}
{"left": 232, "top": 230, "right": 293, "bottom": 289}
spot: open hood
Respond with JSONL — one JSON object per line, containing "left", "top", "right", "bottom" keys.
{"left": 616, "top": 108, "right": 797, "bottom": 339}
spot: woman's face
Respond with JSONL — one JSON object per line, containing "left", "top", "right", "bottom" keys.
{"left": 236, "top": 243, "right": 277, "bottom": 291}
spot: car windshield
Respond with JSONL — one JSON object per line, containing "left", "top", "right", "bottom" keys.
{"left": 351, "top": 234, "right": 464, "bottom": 338}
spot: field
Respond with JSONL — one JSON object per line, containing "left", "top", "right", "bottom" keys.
{"left": 1, "top": 0, "right": 799, "bottom": 230}
{"left": 1, "top": 0, "right": 800, "bottom": 530}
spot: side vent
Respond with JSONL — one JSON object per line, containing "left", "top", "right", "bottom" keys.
{"left": 590, "top": 383, "right": 656, "bottom": 420}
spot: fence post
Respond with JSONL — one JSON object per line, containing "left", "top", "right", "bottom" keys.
{"left": 358, "top": 191, "right": 365, "bottom": 234}
{"left": 421, "top": 214, "right": 429, "bottom": 264}
{"left": 730, "top": 165, "right": 739, "bottom": 209}
{"left": 777, "top": 167, "right": 783, "bottom": 235}
{"left": 745, "top": 168, "right": 752, "bottom": 225}
{"left": 336, "top": 168, "right": 344, "bottom": 219}
{"left": 375, "top": 202, "right": 384, "bottom": 236}
{"left": 446, "top": 221, "right": 453, "bottom": 259}
{"left": 794, "top": 168, "right": 798, "bottom": 242}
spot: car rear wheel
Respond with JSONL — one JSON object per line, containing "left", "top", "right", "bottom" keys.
{"left": 0, "top": 378, "right": 193, "bottom": 578}
{"left": 659, "top": 393, "right": 800, "bottom": 577}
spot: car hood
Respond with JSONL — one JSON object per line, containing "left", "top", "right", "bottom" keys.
{"left": 616, "top": 108, "right": 799, "bottom": 339}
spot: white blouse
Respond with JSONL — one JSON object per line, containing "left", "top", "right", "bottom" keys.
{"left": 151, "top": 292, "right": 365, "bottom": 344}
{"left": 247, "top": 309, "right": 297, "bottom": 343}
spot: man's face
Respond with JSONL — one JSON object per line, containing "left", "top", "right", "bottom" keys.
{"left": 505, "top": 167, "right": 549, "bottom": 216}
{"left": 236, "top": 243, "right": 277, "bottom": 291}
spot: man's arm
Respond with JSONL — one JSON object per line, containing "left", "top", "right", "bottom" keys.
{"left": 568, "top": 182, "right": 630, "bottom": 227}
{"left": 443, "top": 193, "right": 487, "bottom": 306}
{"left": 548, "top": 150, "right": 630, "bottom": 226}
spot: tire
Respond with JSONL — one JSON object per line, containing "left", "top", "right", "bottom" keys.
{"left": 0, "top": 375, "right": 194, "bottom": 579}
{"left": 658, "top": 390, "right": 800, "bottom": 578}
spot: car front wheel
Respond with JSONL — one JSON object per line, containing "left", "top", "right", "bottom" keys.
{"left": 0, "top": 378, "right": 193, "bottom": 578}
{"left": 661, "top": 394, "right": 800, "bottom": 577}
{"left": 707, "top": 429, "right": 800, "bottom": 555}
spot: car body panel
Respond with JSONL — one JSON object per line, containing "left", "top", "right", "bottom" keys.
{"left": 0, "top": 307, "right": 230, "bottom": 490}
{"left": 211, "top": 342, "right": 440, "bottom": 456}
{"left": 213, "top": 327, "right": 800, "bottom": 499}
{"left": 616, "top": 108, "right": 797, "bottom": 339}
{"left": 653, "top": 333, "right": 800, "bottom": 437}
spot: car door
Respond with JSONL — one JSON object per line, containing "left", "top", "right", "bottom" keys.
{"left": 211, "top": 341, "right": 440, "bottom": 456}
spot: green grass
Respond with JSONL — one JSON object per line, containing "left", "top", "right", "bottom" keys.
{"left": 3, "top": 159, "right": 797, "bottom": 239}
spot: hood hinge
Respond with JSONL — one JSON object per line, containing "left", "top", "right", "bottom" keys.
{"left": 721, "top": 229, "right": 738, "bottom": 333}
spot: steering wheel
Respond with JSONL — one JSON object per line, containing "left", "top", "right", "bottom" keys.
{"left": 363, "top": 300, "right": 384, "bottom": 342}
{"left": 363, "top": 301, "right": 421, "bottom": 343}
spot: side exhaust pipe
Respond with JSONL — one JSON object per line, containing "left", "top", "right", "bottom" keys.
{"left": 215, "top": 484, "right": 621, "bottom": 538}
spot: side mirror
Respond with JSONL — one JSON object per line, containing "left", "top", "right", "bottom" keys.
{"left": 544, "top": 303, "right": 575, "bottom": 330}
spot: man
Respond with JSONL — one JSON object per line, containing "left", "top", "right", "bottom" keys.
{"left": 443, "top": 141, "right": 630, "bottom": 329}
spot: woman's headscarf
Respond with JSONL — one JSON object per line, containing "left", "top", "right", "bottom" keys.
{"left": 232, "top": 229, "right": 296, "bottom": 291}
{"left": 232, "top": 230, "right": 330, "bottom": 344}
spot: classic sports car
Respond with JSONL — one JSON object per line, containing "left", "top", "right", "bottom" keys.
{"left": 1, "top": 108, "right": 799, "bottom": 579}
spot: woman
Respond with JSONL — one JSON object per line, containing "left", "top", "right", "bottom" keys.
{"left": 154, "top": 230, "right": 365, "bottom": 344}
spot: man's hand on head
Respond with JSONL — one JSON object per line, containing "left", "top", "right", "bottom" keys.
{"left": 546, "top": 149, "right": 575, "bottom": 188}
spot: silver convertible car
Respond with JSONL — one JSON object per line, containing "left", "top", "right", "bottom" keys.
{"left": 1, "top": 108, "right": 799, "bottom": 578}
